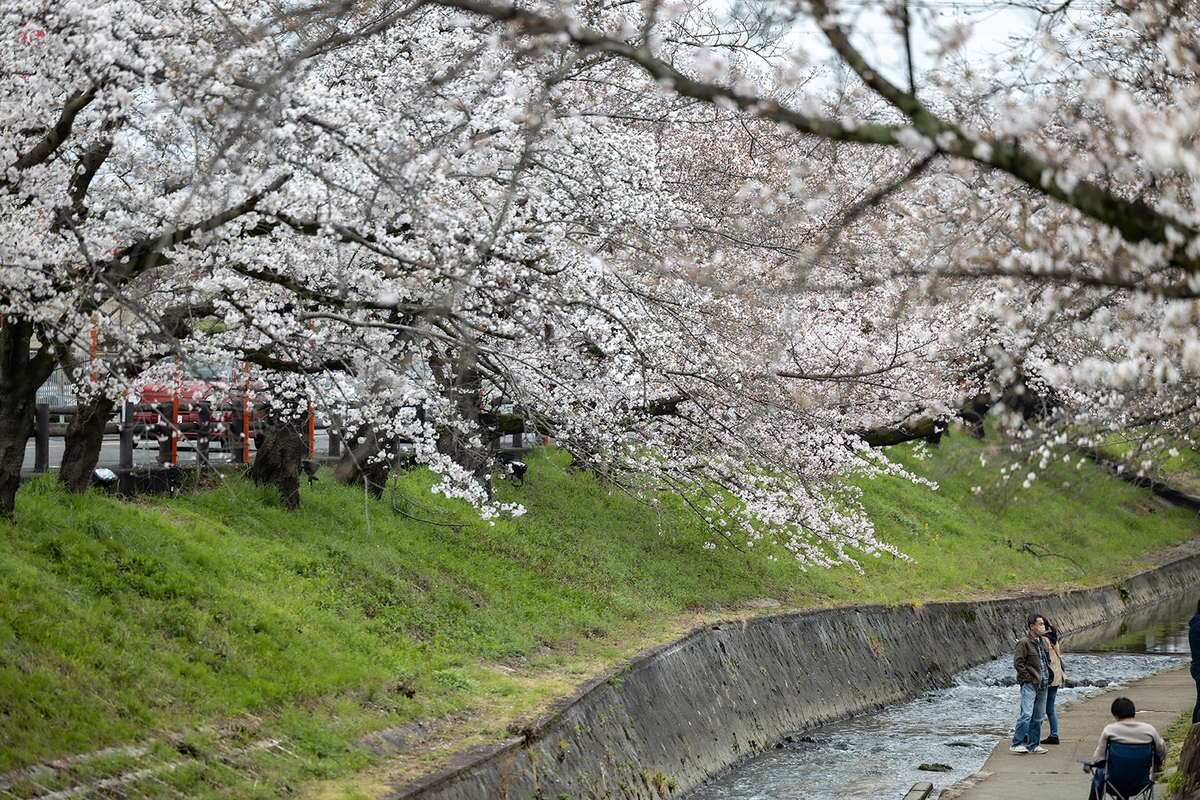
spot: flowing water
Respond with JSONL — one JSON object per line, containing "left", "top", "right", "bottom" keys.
{"left": 686, "top": 593, "right": 1197, "bottom": 800}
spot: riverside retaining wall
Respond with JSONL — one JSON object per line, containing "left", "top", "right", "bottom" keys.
{"left": 385, "top": 553, "right": 1200, "bottom": 800}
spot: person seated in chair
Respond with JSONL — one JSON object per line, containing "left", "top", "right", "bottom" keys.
{"left": 1087, "top": 696, "right": 1166, "bottom": 800}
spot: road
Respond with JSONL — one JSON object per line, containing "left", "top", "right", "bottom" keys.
{"left": 21, "top": 434, "right": 248, "bottom": 475}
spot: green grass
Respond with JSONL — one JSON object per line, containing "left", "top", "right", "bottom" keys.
{"left": 0, "top": 432, "right": 1197, "bottom": 798}
{"left": 1160, "top": 709, "right": 1193, "bottom": 796}
{"left": 1091, "top": 430, "right": 1200, "bottom": 497}
{"left": 843, "top": 432, "right": 1199, "bottom": 599}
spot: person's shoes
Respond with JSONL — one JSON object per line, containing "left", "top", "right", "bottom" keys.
{"left": 1010, "top": 745, "right": 1029, "bottom": 754}
{"left": 1041, "top": 736, "right": 1060, "bottom": 745}
{"left": 1029, "top": 745, "right": 1049, "bottom": 754}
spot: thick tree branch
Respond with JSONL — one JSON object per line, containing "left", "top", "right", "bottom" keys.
{"left": 68, "top": 124, "right": 120, "bottom": 209}
{"left": 270, "top": 212, "right": 420, "bottom": 268}
{"left": 238, "top": 349, "right": 353, "bottom": 375}
{"left": 431, "top": 0, "right": 899, "bottom": 143}
{"left": 101, "top": 173, "right": 291, "bottom": 283}
{"left": 222, "top": 261, "right": 431, "bottom": 316}
{"left": 51, "top": 121, "right": 123, "bottom": 234}
{"left": 158, "top": 300, "right": 218, "bottom": 339}
{"left": 7, "top": 87, "right": 98, "bottom": 177}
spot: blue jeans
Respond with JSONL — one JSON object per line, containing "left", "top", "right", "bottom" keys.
{"left": 1044, "top": 686, "right": 1058, "bottom": 738}
{"left": 1012, "top": 682, "right": 1048, "bottom": 749}
{"left": 1193, "top": 679, "right": 1200, "bottom": 725}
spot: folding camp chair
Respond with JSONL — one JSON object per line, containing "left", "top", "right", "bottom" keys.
{"left": 1080, "top": 740, "right": 1156, "bottom": 800}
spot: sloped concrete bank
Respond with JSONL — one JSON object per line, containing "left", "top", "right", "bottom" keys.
{"left": 385, "top": 554, "right": 1200, "bottom": 800}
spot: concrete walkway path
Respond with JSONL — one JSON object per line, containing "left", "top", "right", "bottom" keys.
{"left": 941, "top": 664, "right": 1194, "bottom": 799}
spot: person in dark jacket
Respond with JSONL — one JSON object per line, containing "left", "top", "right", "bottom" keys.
{"left": 1189, "top": 600, "right": 1200, "bottom": 724}
{"left": 1011, "top": 613, "right": 1052, "bottom": 754}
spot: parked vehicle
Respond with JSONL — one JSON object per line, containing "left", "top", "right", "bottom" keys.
{"left": 131, "top": 359, "right": 261, "bottom": 448}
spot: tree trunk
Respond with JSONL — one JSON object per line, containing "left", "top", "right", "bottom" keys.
{"left": 59, "top": 393, "right": 117, "bottom": 493}
{"left": 334, "top": 426, "right": 390, "bottom": 499}
{"left": 0, "top": 392, "right": 38, "bottom": 516}
{"left": 0, "top": 319, "right": 57, "bottom": 515}
{"left": 434, "top": 345, "right": 493, "bottom": 484}
{"left": 247, "top": 409, "right": 307, "bottom": 509}
{"left": 1178, "top": 724, "right": 1200, "bottom": 800}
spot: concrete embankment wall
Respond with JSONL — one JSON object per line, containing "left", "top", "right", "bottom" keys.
{"left": 387, "top": 554, "right": 1200, "bottom": 800}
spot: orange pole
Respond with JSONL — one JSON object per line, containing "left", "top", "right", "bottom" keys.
{"left": 170, "top": 363, "right": 179, "bottom": 465}
{"left": 307, "top": 401, "right": 315, "bottom": 458}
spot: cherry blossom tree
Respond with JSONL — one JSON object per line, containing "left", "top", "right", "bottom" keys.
{"left": 0, "top": 0, "right": 293, "bottom": 510}
{"left": 418, "top": 0, "right": 1200, "bottom": 468}
{"left": 189, "top": 2, "right": 939, "bottom": 564}
{"left": 1, "top": 0, "right": 937, "bottom": 569}
{"left": 11, "top": 0, "right": 1196, "bottom": 567}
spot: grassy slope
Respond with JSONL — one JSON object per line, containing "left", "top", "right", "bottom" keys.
{"left": 0, "top": 433, "right": 1196, "bottom": 798}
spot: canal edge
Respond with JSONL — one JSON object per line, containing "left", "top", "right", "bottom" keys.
{"left": 379, "top": 551, "right": 1200, "bottom": 800}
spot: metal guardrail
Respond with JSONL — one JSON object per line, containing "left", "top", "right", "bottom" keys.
{"left": 31, "top": 399, "right": 530, "bottom": 475}
{"left": 31, "top": 400, "right": 341, "bottom": 472}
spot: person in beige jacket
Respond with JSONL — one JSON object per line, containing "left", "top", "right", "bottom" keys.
{"left": 1040, "top": 618, "right": 1065, "bottom": 745}
{"left": 1086, "top": 697, "right": 1165, "bottom": 800}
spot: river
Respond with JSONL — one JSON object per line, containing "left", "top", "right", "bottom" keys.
{"left": 686, "top": 592, "right": 1196, "bottom": 799}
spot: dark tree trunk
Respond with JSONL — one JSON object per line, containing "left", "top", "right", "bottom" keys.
{"left": 247, "top": 409, "right": 307, "bottom": 509}
{"left": 958, "top": 395, "right": 991, "bottom": 439}
{"left": 855, "top": 417, "right": 947, "bottom": 448}
{"left": 59, "top": 393, "right": 117, "bottom": 493}
{"left": 1177, "top": 724, "right": 1200, "bottom": 800}
{"left": 0, "top": 319, "right": 57, "bottom": 515}
{"left": 334, "top": 426, "right": 390, "bottom": 499}
{"left": 0, "top": 396, "right": 38, "bottom": 516}
{"left": 434, "top": 345, "right": 494, "bottom": 484}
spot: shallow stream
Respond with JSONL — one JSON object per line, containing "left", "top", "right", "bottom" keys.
{"left": 686, "top": 593, "right": 1197, "bottom": 800}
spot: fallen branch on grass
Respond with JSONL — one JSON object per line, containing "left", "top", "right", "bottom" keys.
{"left": 1017, "top": 542, "right": 1084, "bottom": 573}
